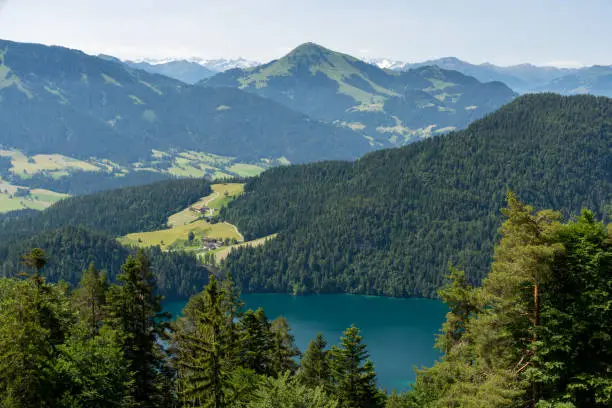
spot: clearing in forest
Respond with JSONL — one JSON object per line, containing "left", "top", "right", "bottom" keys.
{"left": 167, "top": 183, "right": 245, "bottom": 228}
{"left": 212, "top": 234, "right": 278, "bottom": 263}
{"left": 120, "top": 183, "right": 246, "bottom": 251}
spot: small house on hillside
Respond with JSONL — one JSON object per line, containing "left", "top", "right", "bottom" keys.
{"left": 192, "top": 206, "right": 211, "bottom": 215}
{"left": 201, "top": 237, "right": 224, "bottom": 250}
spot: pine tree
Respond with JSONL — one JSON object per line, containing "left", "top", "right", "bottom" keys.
{"left": 239, "top": 308, "right": 274, "bottom": 375}
{"left": 300, "top": 333, "right": 331, "bottom": 389}
{"left": 270, "top": 316, "right": 300, "bottom": 375}
{"left": 74, "top": 262, "right": 109, "bottom": 336}
{"left": 329, "top": 325, "right": 381, "bottom": 408}
{"left": 107, "top": 250, "right": 168, "bottom": 407}
{"left": 483, "top": 192, "right": 563, "bottom": 405}
{"left": 436, "top": 266, "right": 481, "bottom": 354}
{"left": 174, "top": 274, "right": 234, "bottom": 408}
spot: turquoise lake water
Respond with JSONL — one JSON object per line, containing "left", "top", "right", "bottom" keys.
{"left": 164, "top": 293, "right": 447, "bottom": 391}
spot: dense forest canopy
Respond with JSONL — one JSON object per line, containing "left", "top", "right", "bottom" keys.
{"left": 0, "top": 196, "right": 610, "bottom": 407}
{"left": 221, "top": 94, "right": 612, "bottom": 297}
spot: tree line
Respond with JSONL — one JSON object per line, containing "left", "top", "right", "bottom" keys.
{"left": 1, "top": 194, "right": 610, "bottom": 407}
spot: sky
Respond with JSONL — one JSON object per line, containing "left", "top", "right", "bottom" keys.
{"left": 0, "top": 0, "right": 609, "bottom": 67}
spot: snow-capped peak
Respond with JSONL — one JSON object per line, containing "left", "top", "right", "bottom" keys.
{"left": 130, "top": 57, "right": 261, "bottom": 71}
{"left": 361, "top": 57, "right": 408, "bottom": 71}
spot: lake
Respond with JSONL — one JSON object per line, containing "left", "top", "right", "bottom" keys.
{"left": 164, "top": 293, "right": 447, "bottom": 391}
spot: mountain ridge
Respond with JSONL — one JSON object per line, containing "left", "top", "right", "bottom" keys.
{"left": 204, "top": 42, "right": 517, "bottom": 146}
{"left": 0, "top": 38, "right": 372, "bottom": 194}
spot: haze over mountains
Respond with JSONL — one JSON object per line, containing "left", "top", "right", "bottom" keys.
{"left": 127, "top": 49, "right": 612, "bottom": 97}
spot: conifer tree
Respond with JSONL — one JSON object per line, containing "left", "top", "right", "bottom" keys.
{"left": 74, "top": 262, "right": 109, "bottom": 336}
{"left": 300, "top": 333, "right": 331, "bottom": 389}
{"left": 239, "top": 308, "right": 274, "bottom": 375}
{"left": 107, "top": 250, "right": 168, "bottom": 407}
{"left": 436, "top": 266, "right": 481, "bottom": 354}
{"left": 270, "top": 316, "right": 300, "bottom": 376}
{"left": 174, "top": 274, "right": 234, "bottom": 408}
{"left": 329, "top": 325, "right": 381, "bottom": 408}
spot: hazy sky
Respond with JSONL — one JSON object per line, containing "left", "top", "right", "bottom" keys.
{"left": 0, "top": 0, "right": 609, "bottom": 67}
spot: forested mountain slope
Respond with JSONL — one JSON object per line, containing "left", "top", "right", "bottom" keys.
{"left": 204, "top": 43, "right": 517, "bottom": 146}
{"left": 220, "top": 94, "right": 612, "bottom": 297}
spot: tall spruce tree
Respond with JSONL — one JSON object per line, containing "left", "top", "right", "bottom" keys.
{"left": 270, "top": 316, "right": 300, "bottom": 375}
{"left": 174, "top": 274, "right": 237, "bottom": 408}
{"left": 330, "top": 325, "right": 381, "bottom": 408}
{"left": 107, "top": 250, "right": 168, "bottom": 407}
{"left": 239, "top": 308, "right": 274, "bottom": 376}
{"left": 300, "top": 333, "right": 331, "bottom": 389}
{"left": 74, "top": 262, "right": 109, "bottom": 336}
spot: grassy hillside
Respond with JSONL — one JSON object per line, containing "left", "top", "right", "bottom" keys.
{"left": 204, "top": 43, "right": 517, "bottom": 146}
{"left": 220, "top": 94, "right": 612, "bottom": 297}
{"left": 122, "top": 183, "right": 246, "bottom": 250}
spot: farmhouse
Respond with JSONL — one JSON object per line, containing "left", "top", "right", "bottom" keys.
{"left": 192, "top": 205, "right": 210, "bottom": 215}
{"left": 201, "top": 237, "right": 224, "bottom": 250}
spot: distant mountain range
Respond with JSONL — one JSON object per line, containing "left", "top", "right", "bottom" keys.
{"left": 203, "top": 43, "right": 517, "bottom": 146}
{"left": 116, "top": 52, "right": 612, "bottom": 98}
{"left": 10, "top": 38, "right": 604, "bottom": 200}
{"left": 99, "top": 56, "right": 261, "bottom": 84}
{"left": 366, "top": 56, "right": 612, "bottom": 96}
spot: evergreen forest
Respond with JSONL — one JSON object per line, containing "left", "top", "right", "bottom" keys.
{"left": 220, "top": 94, "right": 612, "bottom": 297}
{"left": 1, "top": 195, "right": 610, "bottom": 407}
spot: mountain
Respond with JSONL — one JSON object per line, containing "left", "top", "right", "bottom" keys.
{"left": 133, "top": 57, "right": 260, "bottom": 72}
{"left": 2, "top": 93, "right": 609, "bottom": 299}
{"left": 124, "top": 60, "right": 217, "bottom": 84}
{"left": 534, "top": 65, "right": 612, "bottom": 97}
{"left": 120, "top": 58, "right": 261, "bottom": 84}
{"left": 362, "top": 57, "right": 407, "bottom": 71}
{"left": 196, "top": 57, "right": 260, "bottom": 72}
{"left": 218, "top": 94, "right": 612, "bottom": 298}
{"left": 0, "top": 39, "right": 370, "bottom": 194}
{"left": 401, "top": 57, "right": 572, "bottom": 93}
{"left": 203, "top": 43, "right": 517, "bottom": 146}
{"left": 115, "top": 57, "right": 261, "bottom": 84}
{"left": 382, "top": 56, "right": 612, "bottom": 96}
